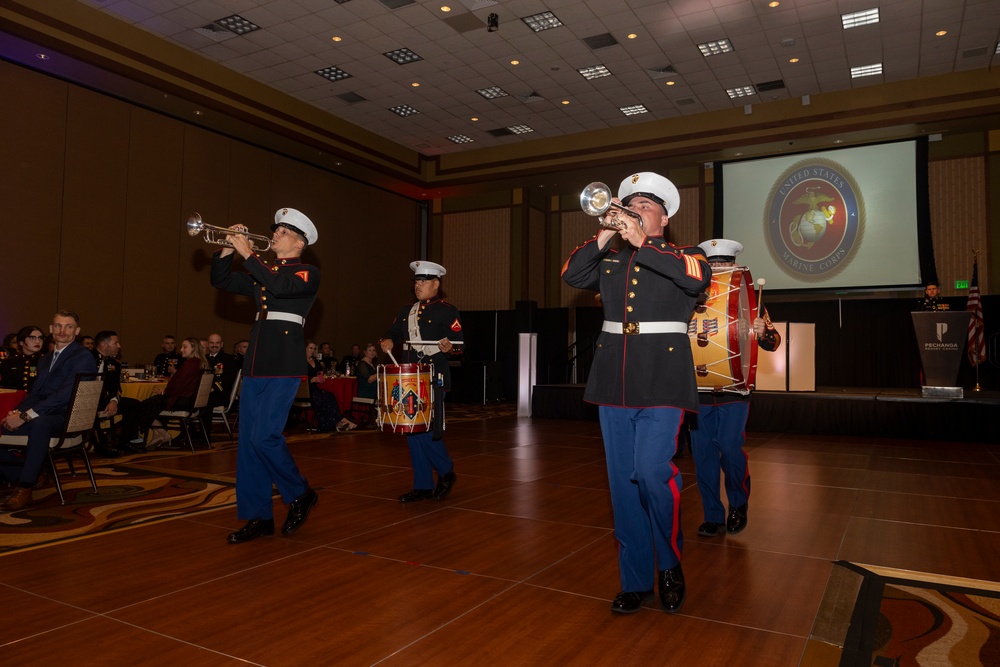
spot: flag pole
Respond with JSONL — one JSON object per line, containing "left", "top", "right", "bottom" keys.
{"left": 971, "top": 249, "right": 982, "bottom": 392}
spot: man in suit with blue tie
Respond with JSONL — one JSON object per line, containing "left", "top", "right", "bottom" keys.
{"left": 0, "top": 310, "right": 97, "bottom": 511}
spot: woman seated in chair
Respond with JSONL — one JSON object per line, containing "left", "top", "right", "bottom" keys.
{"left": 137, "top": 337, "right": 208, "bottom": 447}
{"left": 306, "top": 340, "right": 356, "bottom": 433}
{"left": 354, "top": 343, "right": 379, "bottom": 401}
{"left": 0, "top": 325, "right": 45, "bottom": 391}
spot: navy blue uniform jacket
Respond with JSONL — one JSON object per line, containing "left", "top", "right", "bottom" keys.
{"left": 562, "top": 235, "right": 711, "bottom": 411}
{"left": 384, "top": 298, "right": 463, "bottom": 392}
{"left": 211, "top": 251, "right": 320, "bottom": 378}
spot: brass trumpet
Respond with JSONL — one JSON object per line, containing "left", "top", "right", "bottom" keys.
{"left": 580, "top": 182, "right": 642, "bottom": 230}
{"left": 186, "top": 213, "right": 272, "bottom": 252}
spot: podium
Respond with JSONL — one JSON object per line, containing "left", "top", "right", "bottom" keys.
{"left": 911, "top": 311, "right": 971, "bottom": 398}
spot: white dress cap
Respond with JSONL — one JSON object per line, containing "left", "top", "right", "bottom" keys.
{"left": 617, "top": 172, "right": 681, "bottom": 218}
{"left": 698, "top": 238, "right": 744, "bottom": 260}
{"left": 272, "top": 208, "right": 318, "bottom": 245}
{"left": 409, "top": 260, "right": 446, "bottom": 279}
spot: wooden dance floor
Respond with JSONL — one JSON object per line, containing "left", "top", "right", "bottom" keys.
{"left": 2, "top": 408, "right": 999, "bottom": 665}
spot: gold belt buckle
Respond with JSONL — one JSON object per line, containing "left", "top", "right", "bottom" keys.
{"left": 622, "top": 322, "right": 639, "bottom": 335}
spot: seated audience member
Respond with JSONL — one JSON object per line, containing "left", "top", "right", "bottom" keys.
{"left": 355, "top": 343, "right": 379, "bottom": 401}
{"left": 153, "top": 335, "right": 182, "bottom": 376}
{"left": 92, "top": 330, "right": 142, "bottom": 455}
{"left": 78, "top": 335, "right": 94, "bottom": 351}
{"left": 1, "top": 332, "right": 19, "bottom": 358}
{"left": 205, "top": 332, "right": 240, "bottom": 409}
{"left": 0, "top": 310, "right": 98, "bottom": 511}
{"left": 137, "top": 337, "right": 208, "bottom": 448}
{"left": 0, "top": 325, "right": 45, "bottom": 391}
{"left": 341, "top": 344, "right": 362, "bottom": 375}
{"left": 305, "top": 341, "right": 356, "bottom": 432}
{"left": 318, "top": 342, "right": 336, "bottom": 373}
{"left": 232, "top": 339, "right": 249, "bottom": 365}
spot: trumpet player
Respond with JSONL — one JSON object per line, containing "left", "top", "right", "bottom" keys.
{"left": 562, "top": 172, "right": 711, "bottom": 615}
{"left": 210, "top": 208, "right": 321, "bottom": 544}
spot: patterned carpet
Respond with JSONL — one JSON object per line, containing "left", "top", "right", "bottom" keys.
{"left": 805, "top": 561, "right": 1000, "bottom": 666}
{"left": 0, "top": 454, "right": 236, "bottom": 555}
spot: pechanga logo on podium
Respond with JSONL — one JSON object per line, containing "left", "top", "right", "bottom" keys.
{"left": 764, "top": 158, "right": 865, "bottom": 281}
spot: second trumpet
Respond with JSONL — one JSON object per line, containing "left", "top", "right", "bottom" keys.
{"left": 186, "top": 213, "right": 272, "bottom": 252}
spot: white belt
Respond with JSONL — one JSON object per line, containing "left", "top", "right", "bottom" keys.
{"left": 256, "top": 311, "right": 305, "bottom": 326}
{"left": 602, "top": 320, "right": 688, "bottom": 335}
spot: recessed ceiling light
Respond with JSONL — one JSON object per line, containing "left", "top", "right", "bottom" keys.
{"left": 521, "top": 11, "right": 562, "bottom": 32}
{"left": 384, "top": 48, "right": 422, "bottom": 65}
{"left": 698, "top": 39, "right": 734, "bottom": 56}
{"left": 510, "top": 60, "right": 520, "bottom": 65}
{"left": 331, "top": 36, "right": 342, "bottom": 42}
{"left": 411, "top": 82, "right": 420, "bottom": 87}
{"left": 935, "top": 30, "right": 947, "bottom": 37}
{"left": 471, "top": 117, "right": 479, "bottom": 122}
{"left": 193, "top": 110, "right": 204, "bottom": 116}
{"left": 561, "top": 100, "right": 570, "bottom": 105}
{"left": 726, "top": 86, "right": 755, "bottom": 99}
{"left": 507, "top": 124, "right": 534, "bottom": 135}
{"left": 577, "top": 64, "right": 612, "bottom": 80}
{"left": 448, "top": 135, "right": 473, "bottom": 144}
{"left": 850, "top": 63, "right": 882, "bottom": 78}
{"left": 315, "top": 66, "right": 352, "bottom": 82}
{"left": 665, "top": 81, "right": 676, "bottom": 86}
{"left": 440, "top": 5, "right": 451, "bottom": 11}
{"left": 476, "top": 86, "right": 509, "bottom": 100}
{"left": 768, "top": 1, "right": 779, "bottom": 7}
{"left": 35, "top": 53, "right": 50, "bottom": 60}
{"left": 619, "top": 105, "right": 648, "bottom": 116}
{"left": 789, "top": 57, "right": 799, "bottom": 63}
{"left": 833, "top": 140, "right": 843, "bottom": 144}
{"left": 389, "top": 104, "right": 420, "bottom": 117}
{"left": 627, "top": 33, "right": 637, "bottom": 40}
{"left": 841, "top": 8, "right": 879, "bottom": 29}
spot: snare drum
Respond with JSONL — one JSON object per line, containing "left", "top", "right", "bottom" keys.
{"left": 376, "top": 363, "right": 433, "bottom": 434}
{"left": 688, "top": 266, "right": 759, "bottom": 394}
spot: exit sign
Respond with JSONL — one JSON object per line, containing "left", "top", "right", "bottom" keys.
{"left": 955, "top": 280, "right": 969, "bottom": 290}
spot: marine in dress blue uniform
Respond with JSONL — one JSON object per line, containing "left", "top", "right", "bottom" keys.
{"left": 211, "top": 208, "right": 321, "bottom": 543}
{"left": 689, "top": 239, "right": 781, "bottom": 538}
{"left": 381, "top": 260, "right": 463, "bottom": 503}
{"left": 562, "top": 172, "right": 711, "bottom": 614}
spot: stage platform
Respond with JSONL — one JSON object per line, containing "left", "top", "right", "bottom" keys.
{"left": 531, "top": 385, "right": 1000, "bottom": 442}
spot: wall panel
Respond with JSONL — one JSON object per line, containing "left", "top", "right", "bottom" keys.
{"left": 59, "top": 87, "right": 130, "bottom": 334}
{"left": 0, "top": 60, "right": 67, "bottom": 335}
{"left": 442, "top": 209, "right": 511, "bottom": 311}
{"left": 928, "top": 157, "right": 989, "bottom": 295}
{"left": 528, "top": 207, "right": 547, "bottom": 307}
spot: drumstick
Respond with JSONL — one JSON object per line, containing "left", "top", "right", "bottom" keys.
{"left": 756, "top": 278, "right": 766, "bottom": 312}
{"left": 387, "top": 350, "right": 398, "bottom": 365}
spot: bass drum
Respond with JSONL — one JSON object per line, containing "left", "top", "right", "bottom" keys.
{"left": 688, "top": 266, "right": 759, "bottom": 394}
{"left": 376, "top": 363, "right": 433, "bottom": 434}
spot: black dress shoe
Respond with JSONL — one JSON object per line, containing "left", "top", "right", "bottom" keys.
{"left": 727, "top": 503, "right": 748, "bottom": 534}
{"left": 432, "top": 470, "right": 456, "bottom": 500}
{"left": 658, "top": 564, "right": 686, "bottom": 613}
{"left": 611, "top": 590, "right": 653, "bottom": 614}
{"left": 398, "top": 489, "right": 433, "bottom": 503}
{"left": 697, "top": 521, "right": 724, "bottom": 537}
{"left": 227, "top": 518, "right": 275, "bottom": 544}
{"left": 282, "top": 488, "right": 318, "bottom": 535}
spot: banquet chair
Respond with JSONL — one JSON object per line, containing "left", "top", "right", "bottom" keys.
{"left": 0, "top": 373, "right": 102, "bottom": 504}
{"left": 290, "top": 378, "right": 316, "bottom": 431}
{"left": 348, "top": 396, "right": 375, "bottom": 427}
{"left": 212, "top": 370, "right": 241, "bottom": 439}
{"left": 156, "top": 370, "right": 214, "bottom": 452}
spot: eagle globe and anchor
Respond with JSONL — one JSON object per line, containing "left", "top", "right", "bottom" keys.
{"left": 788, "top": 188, "right": 836, "bottom": 248}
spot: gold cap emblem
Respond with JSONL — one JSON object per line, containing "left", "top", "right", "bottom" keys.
{"left": 631, "top": 174, "right": 640, "bottom": 184}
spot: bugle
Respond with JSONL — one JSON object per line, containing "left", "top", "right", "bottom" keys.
{"left": 580, "top": 182, "right": 642, "bottom": 230}
{"left": 186, "top": 213, "right": 272, "bottom": 252}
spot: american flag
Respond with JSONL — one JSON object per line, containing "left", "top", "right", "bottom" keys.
{"left": 966, "top": 258, "right": 986, "bottom": 366}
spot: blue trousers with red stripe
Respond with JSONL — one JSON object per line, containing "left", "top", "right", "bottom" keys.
{"left": 690, "top": 401, "right": 751, "bottom": 524}
{"left": 599, "top": 405, "right": 684, "bottom": 592}
{"left": 235, "top": 377, "right": 308, "bottom": 520}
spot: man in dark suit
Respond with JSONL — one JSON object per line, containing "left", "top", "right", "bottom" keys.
{"left": 92, "top": 330, "right": 142, "bottom": 455}
{"left": 203, "top": 333, "right": 240, "bottom": 431}
{"left": 0, "top": 310, "right": 98, "bottom": 511}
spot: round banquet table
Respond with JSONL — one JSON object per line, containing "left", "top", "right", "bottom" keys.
{"left": 0, "top": 389, "right": 27, "bottom": 417}
{"left": 120, "top": 380, "right": 169, "bottom": 402}
{"left": 319, "top": 376, "right": 357, "bottom": 411}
